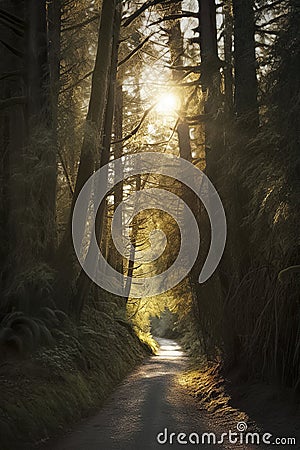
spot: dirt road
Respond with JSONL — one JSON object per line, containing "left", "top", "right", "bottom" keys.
{"left": 43, "top": 339, "right": 231, "bottom": 449}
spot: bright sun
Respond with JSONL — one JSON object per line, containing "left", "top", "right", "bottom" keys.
{"left": 156, "top": 93, "right": 180, "bottom": 115}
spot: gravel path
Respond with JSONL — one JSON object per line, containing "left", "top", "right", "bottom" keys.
{"left": 44, "top": 338, "right": 227, "bottom": 450}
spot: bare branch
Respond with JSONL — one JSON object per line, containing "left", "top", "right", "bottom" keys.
{"left": 58, "top": 150, "right": 74, "bottom": 196}
{"left": 148, "top": 11, "right": 199, "bottom": 27}
{"left": 60, "top": 70, "right": 93, "bottom": 93}
{"left": 254, "top": 0, "right": 285, "bottom": 14}
{"left": 122, "top": 0, "right": 182, "bottom": 28}
{"left": 62, "top": 14, "right": 99, "bottom": 33}
{"left": 0, "top": 39, "right": 23, "bottom": 58}
{"left": 118, "top": 33, "right": 156, "bottom": 67}
{"left": 0, "top": 70, "right": 23, "bottom": 81}
{"left": 255, "top": 29, "right": 280, "bottom": 36}
{"left": 0, "top": 96, "right": 26, "bottom": 110}
{"left": 257, "top": 13, "right": 288, "bottom": 28}
{"left": 112, "top": 103, "right": 157, "bottom": 144}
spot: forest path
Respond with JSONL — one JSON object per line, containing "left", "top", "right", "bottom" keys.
{"left": 43, "top": 338, "right": 230, "bottom": 450}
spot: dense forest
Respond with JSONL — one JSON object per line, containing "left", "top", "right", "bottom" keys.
{"left": 0, "top": 0, "right": 299, "bottom": 448}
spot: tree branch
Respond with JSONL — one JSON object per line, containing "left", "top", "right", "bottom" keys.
{"left": 0, "top": 70, "right": 23, "bottom": 81}
{"left": 0, "top": 96, "right": 26, "bottom": 110}
{"left": 122, "top": 0, "right": 182, "bottom": 28}
{"left": 58, "top": 150, "right": 74, "bottom": 196}
{"left": 112, "top": 103, "right": 157, "bottom": 144}
{"left": 0, "top": 39, "right": 23, "bottom": 58}
{"left": 255, "top": 29, "right": 280, "bottom": 36}
{"left": 148, "top": 11, "right": 199, "bottom": 27}
{"left": 60, "top": 71, "right": 93, "bottom": 93}
{"left": 254, "top": 0, "right": 285, "bottom": 14}
{"left": 118, "top": 33, "right": 156, "bottom": 67}
{"left": 257, "top": 13, "right": 288, "bottom": 28}
{"left": 62, "top": 14, "right": 99, "bottom": 33}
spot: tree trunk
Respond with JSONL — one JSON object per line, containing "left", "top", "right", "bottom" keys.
{"left": 111, "top": 81, "right": 124, "bottom": 276}
{"left": 0, "top": 1, "right": 26, "bottom": 295}
{"left": 232, "top": 0, "right": 258, "bottom": 131}
{"left": 55, "top": 0, "right": 117, "bottom": 311}
{"left": 124, "top": 175, "right": 141, "bottom": 302}
{"left": 26, "top": 0, "right": 57, "bottom": 261}
{"left": 47, "top": 0, "right": 62, "bottom": 256}
{"left": 197, "top": 0, "right": 222, "bottom": 179}
{"left": 223, "top": 0, "right": 234, "bottom": 118}
{"left": 69, "top": 1, "right": 122, "bottom": 319}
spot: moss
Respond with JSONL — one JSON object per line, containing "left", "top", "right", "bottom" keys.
{"left": 178, "top": 361, "right": 247, "bottom": 422}
{"left": 0, "top": 313, "right": 150, "bottom": 450}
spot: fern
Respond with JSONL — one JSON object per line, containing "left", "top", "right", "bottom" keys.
{"left": 0, "top": 306, "right": 69, "bottom": 359}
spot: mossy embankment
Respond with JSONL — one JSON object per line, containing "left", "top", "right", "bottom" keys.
{"left": 178, "top": 360, "right": 300, "bottom": 445}
{"left": 0, "top": 308, "right": 152, "bottom": 450}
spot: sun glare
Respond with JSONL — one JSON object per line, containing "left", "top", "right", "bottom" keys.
{"left": 156, "top": 93, "right": 180, "bottom": 115}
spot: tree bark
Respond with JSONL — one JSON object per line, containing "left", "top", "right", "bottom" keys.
{"left": 69, "top": 1, "right": 122, "bottom": 318}
{"left": 0, "top": 2, "right": 27, "bottom": 301}
{"left": 111, "top": 81, "right": 124, "bottom": 276}
{"left": 197, "top": 0, "right": 222, "bottom": 179}
{"left": 54, "top": 0, "right": 117, "bottom": 311}
{"left": 223, "top": 0, "right": 234, "bottom": 118}
{"left": 25, "top": 0, "right": 57, "bottom": 261}
{"left": 232, "top": 0, "right": 258, "bottom": 131}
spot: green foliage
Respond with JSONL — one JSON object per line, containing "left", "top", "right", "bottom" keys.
{"left": 278, "top": 265, "right": 300, "bottom": 282}
{"left": 3, "top": 264, "right": 56, "bottom": 312}
{"left": 0, "top": 306, "right": 150, "bottom": 448}
{"left": 0, "top": 306, "right": 70, "bottom": 359}
{"left": 190, "top": 0, "right": 300, "bottom": 390}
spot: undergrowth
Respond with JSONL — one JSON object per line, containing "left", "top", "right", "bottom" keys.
{"left": 0, "top": 306, "right": 151, "bottom": 450}
{"left": 178, "top": 362, "right": 243, "bottom": 418}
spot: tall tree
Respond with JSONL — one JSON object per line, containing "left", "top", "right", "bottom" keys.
{"left": 72, "top": 1, "right": 123, "bottom": 318}
{"left": 55, "top": 0, "right": 117, "bottom": 311}
{"left": 0, "top": 0, "right": 58, "bottom": 308}
{"left": 232, "top": 0, "right": 259, "bottom": 131}
{"left": 197, "top": 0, "right": 222, "bottom": 180}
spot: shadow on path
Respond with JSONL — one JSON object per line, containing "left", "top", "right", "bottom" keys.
{"left": 41, "top": 339, "right": 226, "bottom": 450}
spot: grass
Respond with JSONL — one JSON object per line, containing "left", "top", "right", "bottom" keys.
{"left": 178, "top": 358, "right": 300, "bottom": 443}
{"left": 0, "top": 308, "right": 151, "bottom": 450}
{"left": 177, "top": 359, "right": 247, "bottom": 423}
